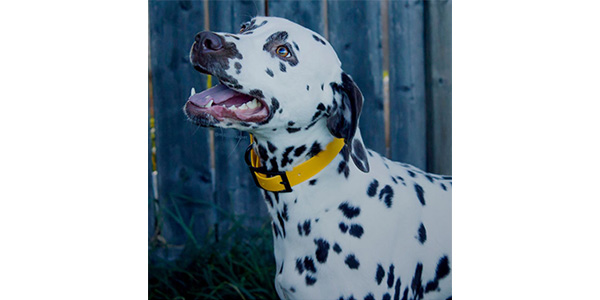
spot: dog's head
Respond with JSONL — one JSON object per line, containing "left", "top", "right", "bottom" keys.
{"left": 184, "top": 16, "right": 368, "bottom": 171}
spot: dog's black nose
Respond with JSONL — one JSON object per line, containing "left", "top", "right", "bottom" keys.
{"left": 194, "top": 31, "right": 223, "bottom": 52}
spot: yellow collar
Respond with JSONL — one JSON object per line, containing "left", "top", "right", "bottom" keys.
{"left": 244, "top": 136, "right": 345, "bottom": 193}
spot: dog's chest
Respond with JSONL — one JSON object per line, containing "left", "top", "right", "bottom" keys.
{"left": 263, "top": 153, "right": 451, "bottom": 300}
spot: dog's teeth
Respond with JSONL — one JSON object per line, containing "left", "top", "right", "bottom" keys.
{"left": 239, "top": 103, "right": 249, "bottom": 110}
{"left": 190, "top": 87, "right": 196, "bottom": 97}
{"left": 204, "top": 100, "right": 213, "bottom": 108}
{"left": 229, "top": 105, "right": 237, "bottom": 110}
{"left": 246, "top": 101, "right": 256, "bottom": 109}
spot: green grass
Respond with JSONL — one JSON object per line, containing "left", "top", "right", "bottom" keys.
{"left": 149, "top": 216, "right": 277, "bottom": 300}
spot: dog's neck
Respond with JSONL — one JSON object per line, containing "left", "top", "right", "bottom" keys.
{"left": 249, "top": 120, "right": 336, "bottom": 172}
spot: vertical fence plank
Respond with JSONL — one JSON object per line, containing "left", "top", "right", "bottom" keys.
{"left": 388, "top": 0, "right": 427, "bottom": 170}
{"left": 149, "top": 112, "right": 155, "bottom": 241}
{"left": 327, "top": 0, "right": 385, "bottom": 154}
{"left": 268, "top": 0, "right": 325, "bottom": 36}
{"left": 425, "top": 0, "right": 452, "bottom": 175}
{"left": 208, "top": 0, "right": 268, "bottom": 238}
{"left": 149, "top": 1, "right": 213, "bottom": 254}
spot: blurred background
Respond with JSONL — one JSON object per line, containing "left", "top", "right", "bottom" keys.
{"left": 148, "top": 0, "right": 451, "bottom": 298}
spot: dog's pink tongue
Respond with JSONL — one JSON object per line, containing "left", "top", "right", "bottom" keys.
{"left": 188, "top": 84, "right": 240, "bottom": 107}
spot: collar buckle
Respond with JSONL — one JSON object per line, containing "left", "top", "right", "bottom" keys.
{"left": 244, "top": 144, "right": 293, "bottom": 193}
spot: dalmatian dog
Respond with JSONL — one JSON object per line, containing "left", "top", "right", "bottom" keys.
{"left": 184, "top": 16, "right": 451, "bottom": 300}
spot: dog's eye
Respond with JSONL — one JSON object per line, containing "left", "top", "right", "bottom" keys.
{"left": 276, "top": 45, "right": 291, "bottom": 57}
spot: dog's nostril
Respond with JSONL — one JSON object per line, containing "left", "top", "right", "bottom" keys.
{"left": 195, "top": 31, "right": 223, "bottom": 52}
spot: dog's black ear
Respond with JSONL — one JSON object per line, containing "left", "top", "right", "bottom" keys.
{"left": 327, "top": 73, "right": 369, "bottom": 172}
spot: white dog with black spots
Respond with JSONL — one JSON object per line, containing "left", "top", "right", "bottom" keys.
{"left": 184, "top": 16, "right": 451, "bottom": 300}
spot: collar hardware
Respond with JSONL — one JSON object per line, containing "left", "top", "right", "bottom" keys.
{"left": 244, "top": 136, "right": 345, "bottom": 193}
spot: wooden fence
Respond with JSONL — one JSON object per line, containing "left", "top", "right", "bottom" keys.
{"left": 149, "top": 0, "right": 451, "bottom": 259}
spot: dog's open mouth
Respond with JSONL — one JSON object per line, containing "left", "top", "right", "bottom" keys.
{"left": 185, "top": 84, "right": 269, "bottom": 123}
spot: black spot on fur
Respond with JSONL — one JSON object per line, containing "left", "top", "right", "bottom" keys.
{"left": 425, "top": 256, "right": 450, "bottom": 294}
{"left": 308, "top": 142, "right": 322, "bottom": 157}
{"left": 425, "top": 174, "right": 434, "bottom": 183}
{"left": 339, "top": 222, "right": 348, "bottom": 233}
{"left": 314, "top": 238, "right": 330, "bottom": 263}
{"left": 249, "top": 89, "right": 264, "bottom": 99}
{"left": 407, "top": 170, "right": 416, "bottom": 178}
{"left": 304, "top": 256, "right": 316, "bottom": 273}
{"left": 279, "top": 261, "right": 284, "bottom": 274}
{"left": 264, "top": 31, "right": 288, "bottom": 47}
{"left": 243, "top": 19, "right": 267, "bottom": 32}
{"left": 379, "top": 185, "right": 394, "bottom": 208}
{"left": 417, "top": 223, "right": 427, "bottom": 244}
{"left": 281, "top": 146, "right": 294, "bottom": 167}
{"left": 267, "top": 141, "right": 277, "bottom": 152}
{"left": 266, "top": 68, "right": 274, "bottom": 77}
{"left": 294, "top": 145, "right": 307, "bottom": 157}
{"left": 258, "top": 144, "right": 268, "bottom": 161}
{"left": 312, "top": 34, "right": 326, "bottom": 45}
{"left": 440, "top": 183, "right": 447, "bottom": 191}
{"left": 393, "top": 277, "right": 401, "bottom": 300}
{"left": 436, "top": 256, "right": 451, "bottom": 280}
{"left": 303, "top": 220, "right": 311, "bottom": 236}
{"left": 376, "top": 264, "right": 385, "bottom": 285}
{"left": 317, "top": 103, "right": 326, "bottom": 111}
{"left": 277, "top": 212, "right": 286, "bottom": 237}
{"left": 280, "top": 62, "right": 287, "bottom": 72}
{"left": 305, "top": 275, "right": 316, "bottom": 285}
{"left": 295, "top": 258, "right": 304, "bottom": 274}
{"left": 411, "top": 263, "right": 424, "bottom": 300}
{"left": 293, "top": 41, "right": 300, "bottom": 51}
{"left": 290, "top": 287, "right": 295, "bottom": 293}
{"left": 306, "top": 85, "right": 310, "bottom": 91}
{"left": 333, "top": 243, "right": 342, "bottom": 253}
{"left": 296, "top": 220, "right": 310, "bottom": 236}
{"left": 305, "top": 119, "right": 319, "bottom": 130}
{"left": 414, "top": 184, "right": 426, "bottom": 205}
{"left": 425, "top": 280, "right": 438, "bottom": 293}
{"left": 272, "top": 222, "right": 279, "bottom": 238}
{"left": 310, "top": 110, "right": 322, "bottom": 122}
{"left": 402, "top": 287, "right": 409, "bottom": 300}
{"left": 387, "top": 265, "right": 395, "bottom": 288}
{"left": 337, "top": 161, "right": 350, "bottom": 178}
{"left": 345, "top": 254, "right": 360, "bottom": 269}
{"left": 348, "top": 224, "right": 363, "bottom": 238}
{"left": 338, "top": 202, "right": 360, "bottom": 219}
{"left": 391, "top": 176, "right": 398, "bottom": 184}
{"left": 287, "top": 121, "right": 295, "bottom": 126}
{"left": 383, "top": 294, "right": 391, "bottom": 300}
{"left": 269, "top": 157, "right": 278, "bottom": 171}
{"left": 224, "top": 34, "right": 240, "bottom": 40}
{"left": 341, "top": 145, "right": 350, "bottom": 161}
{"left": 364, "top": 294, "right": 375, "bottom": 300}
{"left": 286, "top": 127, "right": 301, "bottom": 133}
{"left": 308, "top": 179, "right": 317, "bottom": 185}
{"left": 367, "top": 179, "right": 379, "bottom": 197}
{"left": 282, "top": 203, "right": 289, "bottom": 221}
